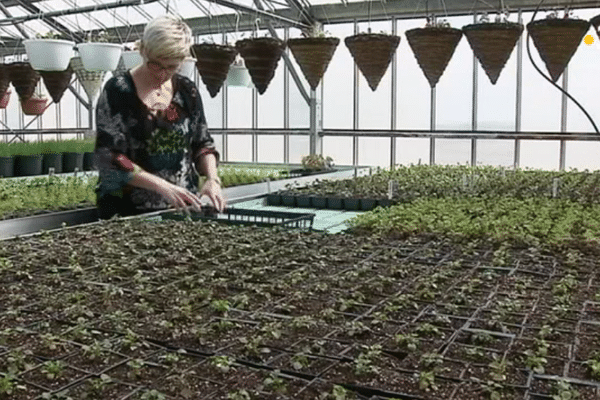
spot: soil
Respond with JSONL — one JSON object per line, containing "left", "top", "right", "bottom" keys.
{"left": 1, "top": 220, "right": 600, "bottom": 399}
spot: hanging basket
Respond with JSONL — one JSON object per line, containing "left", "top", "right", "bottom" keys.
{"left": 21, "top": 96, "right": 49, "bottom": 115}
{"left": 0, "top": 63, "right": 10, "bottom": 100}
{"left": 0, "top": 89, "right": 11, "bottom": 109}
{"left": 191, "top": 43, "right": 237, "bottom": 97}
{"left": 288, "top": 36, "right": 340, "bottom": 91}
{"left": 77, "top": 42, "right": 123, "bottom": 71}
{"left": 344, "top": 33, "right": 400, "bottom": 91}
{"left": 70, "top": 57, "right": 106, "bottom": 102}
{"left": 526, "top": 18, "right": 590, "bottom": 82}
{"left": 591, "top": 14, "right": 600, "bottom": 38}
{"left": 120, "top": 50, "right": 143, "bottom": 70}
{"left": 235, "top": 37, "right": 286, "bottom": 95}
{"left": 405, "top": 27, "right": 463, "bottom": 88}
{"left": 8, "top": 62, "right": 41, "bottom": 102}
{"left": 24, "top": 39, "right": 75, "bottom": 71}
{"left": 40, "top": 67, "right": 73, "bottom": 103}
{"left": 462, "top": 22, "right": 523, "bottom": 84}
{"left": 227, "top": 58, "right": 252, "bottom": 87}
{"left": 177, "top": 57, "right": 197, "bottom": 81}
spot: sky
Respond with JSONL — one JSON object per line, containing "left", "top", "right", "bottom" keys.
{"left": 2, "top": 4, "right": 600, "bottom": 172}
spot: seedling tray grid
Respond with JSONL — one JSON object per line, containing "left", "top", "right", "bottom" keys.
{"left": 159, "top": 206, "right": 315, "bottom": 230}
{"left": 1, "top": 219, "right": 600, "bottom": 399}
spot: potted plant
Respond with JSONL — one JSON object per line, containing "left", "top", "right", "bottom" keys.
{"left": 287, "top": 24, "right": 340, "bottom": 91}
{"left": 462, "top": 10, "right": 523, "bottom": 84}
{"left": 12, "top": 141, "right": 44, "bottom": 176}
{"left": 527, "top": 9, "right": 590, "bottom": 82}
{"left": 24, "top": 31, "right": 75, "bottom": 71}
{"left": 0, "top": 142, "right": 15, "bottom": 177}
{"left": 60, "top": 139, "right": 94, "bottom": 173}
{"left": 20, "top": 90, "right": 49, "bottom": 116}
{"left": 40, "top": 140, "right": 64, "bottom": 174}
{"left": 70, "top": 57, "right": 107, "bottom": 102}
{"left": 235, "top": 36, "right": 286, "bottom": 95}
{"left": 405, "top": 16, "right": 463, "bottom": 88}
{"left": 76, "top": 30, "right": 123, "bottom": 71}
{"left": 290, "top": 154, "right": 335, "bottom": 177}
{"left": 191, "top": 42, "right": 237, "bottom": 97}
{"left": 345, "top": 28, "right": 400, "bottom": 91}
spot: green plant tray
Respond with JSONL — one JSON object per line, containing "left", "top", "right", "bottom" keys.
{"left": 160, "top": 206, "right": 315, "bottom": 230}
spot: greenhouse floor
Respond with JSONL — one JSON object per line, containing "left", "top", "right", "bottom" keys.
{"left": 233, "top": 197, "right": 363, "bottom": 233}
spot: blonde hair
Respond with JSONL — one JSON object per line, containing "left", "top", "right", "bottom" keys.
{"left": 139, "top": 15, "right": 192, "bottom": 60}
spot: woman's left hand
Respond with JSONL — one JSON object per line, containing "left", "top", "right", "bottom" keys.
{"left": 200, "top": 178, "right": 226, "bottom": 212}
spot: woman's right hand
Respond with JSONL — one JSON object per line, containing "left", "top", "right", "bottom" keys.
{"left": 157, "top": 181, "right": 203, "bottom": 215}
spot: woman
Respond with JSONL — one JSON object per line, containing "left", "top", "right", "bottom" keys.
{"left": 95, "top": 15, "right": 224, "bottom": 219}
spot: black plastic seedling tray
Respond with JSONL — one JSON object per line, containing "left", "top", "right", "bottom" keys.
{"left": 160, "top": 206, "right": 315, "bottom": 230}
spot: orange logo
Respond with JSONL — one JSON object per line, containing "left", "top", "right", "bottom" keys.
{"left": 584, "top": 35, "right": 594, "bottom": 45}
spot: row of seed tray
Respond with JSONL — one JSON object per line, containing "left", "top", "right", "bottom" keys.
{"left": 1, "top": 219, "right": 600, "bottom": 398}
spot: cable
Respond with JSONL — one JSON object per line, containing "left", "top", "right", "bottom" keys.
{"left": 526, "top": 0, "right": 599, "bottom": 134}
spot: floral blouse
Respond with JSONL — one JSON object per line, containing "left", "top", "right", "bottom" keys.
{"left": 95, "top": 71, "right": 218, "bottom": 213}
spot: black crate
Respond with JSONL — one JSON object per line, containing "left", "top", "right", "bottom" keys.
{"left": 160, "top": 206, "right": 315, "bottom": 230}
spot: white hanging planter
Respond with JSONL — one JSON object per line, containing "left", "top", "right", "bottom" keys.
{"left": 70, "top": 57, "right": 106, "bottom": 102}
{"left": 77, "top": 43, "right": 123, "bottom": 71}
{"left": 24, "top": 39, "right": 75, "bottom": 71}
{"left": 226, "top": 58, "right": 252, "bottom": 87}
{"left": 177, "top": 57, "right": 196, "bottom": 80}
{"left": 121, "top": 50, "right": 143, "bottom": 70}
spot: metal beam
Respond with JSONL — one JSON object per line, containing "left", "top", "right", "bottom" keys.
{"left": 204, "top": 0, "right": 309, "bottom": 29}
{"left": 0, "top": 0, "right": 159, "bottom": 26}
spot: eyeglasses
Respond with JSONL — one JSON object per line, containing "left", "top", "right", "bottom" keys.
{"left": 146, "top": 58, "right": 183, "bottom": 73}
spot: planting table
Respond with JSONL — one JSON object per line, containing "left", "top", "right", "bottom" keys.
{"left": 0, "top": 166, "right": 367, "bottom": 240}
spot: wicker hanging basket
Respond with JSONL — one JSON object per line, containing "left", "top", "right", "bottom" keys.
{"left": 40, "top": 66, "right": 73, "bottom": 103}
{"left": 0, "top": 64, "right": 10, "bottom": 100}
{"left": 526, "top": 18, "right": 590, "bottom": 83}
{"left": 287, "top": 37, "right": 340, "bottom": 91}
{"left": 591, "top": 14, "right": 600, "bottom": 38}
{"left": 405, "top": 27, "right": 463, "bottom": 88}
{"left": 344, "top": 33, "right": 400, "bottom": 91}
{"left": 191, "top": 43, "right": 237, "bottom": 98}
{"left": 70, "top": 57, "right": 106, "bottom": 102}
{"left": 8, "top": 62, "right": 41, "bottom": 102}
{"left": 236, "top": 37, "right": 286, "bottom": 95}
{"left": 462, "top": 22, "right": 523, "bottom": 84}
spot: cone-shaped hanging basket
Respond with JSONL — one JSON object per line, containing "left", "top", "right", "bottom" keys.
{"left": 236, "top": 37, "right": 286, "bottom": 95}
{"left": 70, "top": 57, "right": 106, "bottom": 101}
{"left": 462, "top": 22, "right": 523, "bottom": 84}
{"left": 288, "top": 37, "right": 340, "bottom": 91}
{"left": 40, "top": 67, "right": 73, "bottom": 103}
{"left": 191, "top": 43, "right": 237, "bottom": 98}
{"left": 344, "top": 33, "right": 400, "bottom": 91}
{"left": 527, "top": 18, "right": 590, "bottom": 82}
{"left": 0, "top": 64, "right": 10, "bottom": 99}
{"left": 8, "top": 62, "right": 41, "bottom": 102}
{"left": 406, "top": 27, "right": 463, "bottom": 88}
{"left": 591, "top": 14, "right": 600, "bottom": 38}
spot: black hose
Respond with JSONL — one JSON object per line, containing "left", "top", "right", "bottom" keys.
{"left": 526, "top": 0, "right": 600, "bottom": 134}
